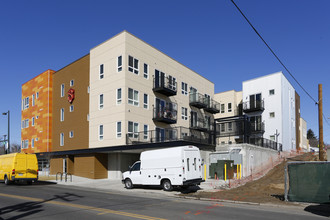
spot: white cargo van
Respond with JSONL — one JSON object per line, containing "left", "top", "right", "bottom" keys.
{"left": 122, "top": 146, "right": 204, "bottom": 191}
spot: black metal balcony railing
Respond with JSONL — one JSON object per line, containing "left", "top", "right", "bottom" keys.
{"left": 189, "top": 92, "right": 207, "bottom": 109}
{"left": 204, "top": 99, "right": 220, "bottom": 114}
{"left": 243, "top": 100, "right": 264, "bottom": 113}
{"left": 153, "top": 106, "right": 177, "bottom": 124}
{"left": 250, "top": 121, "right": 265, "bottom": 133}
{"left": 249, "top": 137, "right": 282, "bottom": 151}
{"left": 190, "top": 118, "right": 213, "bottom": 131}
{"left": 153, "top": 76, "right": 177, "bottom": 96}
{"left": 216, "top": 122, "right": 245, "bottom": 137}
{"left": 126, "top": 126, "right": 215, "bottom": 146}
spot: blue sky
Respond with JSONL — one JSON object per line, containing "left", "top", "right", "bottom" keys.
{"left": 0, "top": 0, "right": 329, "bottom": 145}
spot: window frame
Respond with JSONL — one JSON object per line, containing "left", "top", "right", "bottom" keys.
{"left": 60, "top": 133, "right": 64, "bottom": 146}
{"left": 270, "top": 112, "right": 275, "bottom": 118}
{"left": 60, "top": 108, "right": 64, "bottom": 121}
{"left": 69, "top": 131, "right": 74, "bottom": 138}
{"left": 143, "top": 124, "right": 148, "bottom": 140}
{"left": 181, "top": 82, "right": 188, "bottom": 95}
{"left": 128, "top": 88, "right": 139, "bottom": 106}
{"left": 61, "top": 84, "right": 65, "bottom": 97}
{"left": 99, "top": 125, "right": 104, "bottom": 141}
{"left": 128, "top": 55, "right": 139, "bottom": 74}
{"left": 116, "top": 121, "right": 122, "bottom": 138}
{"left": 221, "top": 104, "right": 225, "bottom": 113}
{"left": 143, "top": 93, "right": 148, "bottom": 109}
{"left": 143, "top": 63, "right": 148, "bottom": 79}
{"left": 99, "top": 94, "right": 104, "bottom": 110}
{"left": 116, "top": 88, "right": 122, "bottom": 105}
{"left": 70, "top": 105, "right": 74, "bottom": 112}
{"left": 269, "top": 89, "right": 275, "bottom": 96}
{"left": 181, "top": 107, "right": 188, "bottom": 120}
{"left": 99, "top": 64, "right": 104, "bottom": 79}
{"left": 228, "top": 103, "right": 232, "bottom": 112}
{"left": 117, "top": 56, "right": 122, "bottom": 72}
{"left": 70, "top": 79, "right": 74, "bottom": 87}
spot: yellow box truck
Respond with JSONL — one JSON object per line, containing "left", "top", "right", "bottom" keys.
{"left": 0, "top": 153, "right": 38, "bottom": 185}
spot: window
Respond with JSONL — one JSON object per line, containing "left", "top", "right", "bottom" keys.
{"left": 99, "top": 94, "right": 104, "bottom": 109}
{"left": 87, "top": 86, "right": 90, "bottom": 94}
{"left": 32, "top": 94, "right": 35, "bottom": 106}
{"left": 22, "top": 97, "right": 29, "bottom": 110}
{"left": 36, "top": 115, "right": 39, "bottom": 119}
{"left": 60, "top": 108, "right": 64, "bottom": 121}
{"left": 143, "top": 94, "right": 148, "bottom": 109}
{"left": 221, "top": 123, "right": 225, "bottom": 132}
{"left": 23, "top": 140, "right": 29, "bottom": 149}
{"left": 181, "top": 82, "right": 188, "bottom": 95}
{"left": 128, "top": 121, "right": 139, "bottom": 138}
{"left": 144, "top": 125, "right": 148, "bottom": 140}
{"left": 221, "top": 104, "right": 225, "bottom": 113}
{"left": 168, "top": 75, "right": 176, "bottom": 91}
{"left": 70, "top": 105, "right": 74, "bottom": 112}
{"left": 117, "top": 88, "right": 122, "bottom": 105}
{"left": 187, "top": 158, "right": 190, "bottom": 171}
{"left": 143, "top": 63, "right": 148, "bottom": 79}
{"left": 228, "top": 103, "right": 232, "bottom": 112}
{"left": 99, "top": 64, "right": 104, "bottom": 79}
{"left": 32, "top": 117, "right": 35, "bottom": 126}
{"left": 99, "top": 125, "right": 104, "bottom": 140}
{"left": 117, "top": 122, "right": 122, "bottom": 138}
{"left": 128, "top": 88, "right": 139, "bottom": 106}
{"left": 228, "top": 122, "right": 233, "bottom": 131}
{"left": 269, "top": 89, "right": 275, "bottom": 95}
{"left": 32, "top": 138, "right": 34, "bottom": 148}
{"left": 70, "top": 80, "right": 74, "bottom": 87}
{"left": 36, "top": 92, "right": 39, "bottom": 99}
{"left": 35, "top": 137, "right": 38, "bottom": 141}
{"left": 60, "top": 133, "right": 64, "bottom": 146}
{"left": 26, "top": 119, "right": 29, "bottom": 128}
{"left": 181, "top": 107, "right": 188, "bottom": 120}
{"left": 128, "top": 56, "right": 139, "bottom": 74}
{"left": 270, "top": 112, "right": 275, "bottom": 118}
{"left": 61, "top": 84, "right": 65, "bottom": 97}
{"left": 117, "top": 56, "right": 122, "bottom": 72}
{"left": 194, "top": 158, "right": 197, "bottom": 171}
{"left": 69, "top": 131, "right": 74, "bottom": 138}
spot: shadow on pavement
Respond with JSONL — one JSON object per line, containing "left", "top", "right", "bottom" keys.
{"left": 127, "top": 185, "right": 201, "bottom": 194}
{"left": 304, "top": 204, "right": 330, "bottom": 217}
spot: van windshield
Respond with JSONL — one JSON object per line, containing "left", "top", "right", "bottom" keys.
{"left": 131, "top": 162, "right": 141, "bottom": 171}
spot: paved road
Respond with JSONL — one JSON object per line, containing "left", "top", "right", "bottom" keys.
{"left": 0, "top": 181, "right": 328, "bottom": 220}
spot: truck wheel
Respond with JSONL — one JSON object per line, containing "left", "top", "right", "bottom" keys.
{"left": 162, "top": 179, "right": 173, "bottom": 191}
{"left": 27, "top": 180, "right": 33, "bottom": 185}
{"left": 125, "top": 179, "right": 133, "bottom": 189}
{"left": 4, "top": 176, "right": 10, "bottom": 185}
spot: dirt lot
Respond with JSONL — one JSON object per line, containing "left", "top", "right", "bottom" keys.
{"left": 191, "top": 153, "right": 319, "bottom": 205}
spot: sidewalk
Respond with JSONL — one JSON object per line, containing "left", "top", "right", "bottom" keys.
{"left": 43, "top": 175, "right": 227, "bottom": 194}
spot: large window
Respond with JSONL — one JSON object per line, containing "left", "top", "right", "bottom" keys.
{"left": 99, "top": 64, "right": 104, "bottom": 79}
{"left": 181, "top": 82, "right": 188, "bottom": 95}
{"left": 128, "top": 55, "right": 139, "bottom": 74}
{"left": 144, "top": 125, "right": 148, "bottom": 140}
{"left": 128, "top": 121, "right": 139, "bottom": 138}
{"left": 61, "top": 84, "right": 65, "bottom": 97}
{"left": 60, "top": 108, "right": 64, "bottom": 121}
{"left": 143, "top": 94, "right": 148, "bottom": 109}
{"left": 181, "top": 107, "right": 188, "bottom": 120}
{"left": 117, "top": 56, "right": 122, "bottom": 72}
{"left": 99, "top": 125, "right": 104, "bottom": 140}
{"left": 22, "top": 97, "right": 29, "bottom": 110}
{"left": 60, "top": 133, "right": 64, "bottom": 146}
{"left": 117, "top": 88, "right": 122, "bottom": 105}
{"left": 99, "top": 94, "right": 104, "bottom": 109}
{"left": 221, "top": 104, "right": 225, "bottom": 113}
{"left": 117, "top": 122, "right": 122, "bottom": 138}
{"left": 228, "top": 103, "right": 232, "bottom": 112}
{"left": 143, "top": 63, "right": 148, "bottom": 79}
{"left": 128, "top": 88, "right": 139, "bottom": 106}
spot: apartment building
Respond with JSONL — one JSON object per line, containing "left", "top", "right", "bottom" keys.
{"left": 242, "top": 72, "right": 298, "bottom": 151}
{"left": 213, "top": 90, "right": 243, "bottom": 144}
{"left": 23, "top": 31, "right": 219, "bottom": 179}
{"left": 21, "top": 69, "right": 55, "bottom": 153}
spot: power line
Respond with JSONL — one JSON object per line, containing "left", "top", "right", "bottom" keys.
{"left": 230, "top": 0, "right": 318, "bottom": 104}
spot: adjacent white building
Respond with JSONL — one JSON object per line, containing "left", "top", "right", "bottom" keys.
{"left": 242, "top": 72, "right": 297, "bottom": 151}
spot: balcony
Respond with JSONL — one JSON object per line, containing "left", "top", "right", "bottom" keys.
{"left": 153, "top": 104, "right": 177, "bottom": 124}
{"left": 126, "top": 126, "right": 215, "bottom": 146}
{"left": 250, "top": 121, "right": 265, "bottom": 134}
{"left": 204, "top": 99, "right": 220, "bottom": 114}
{"left": 153, "top": 75, "right": 177, "bottom": 96}
{"left": 189, "top": 92, "right": 207, "bottom": 109}
{"left": 190, "top": 117, "right": 209, "bottom": 132}
{"left": 243, "top": 100, "right": 264, "bottom": 113}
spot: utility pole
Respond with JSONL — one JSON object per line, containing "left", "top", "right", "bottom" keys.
{"left": 318, "top": 84, "right": 326, "bottom": 161}
{"left": 275, "top": 129, "right": 280, "bottom": 151}
{"left": 2, "top": 110, "right": 10, "bottom": 154}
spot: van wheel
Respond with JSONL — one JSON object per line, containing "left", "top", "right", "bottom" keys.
{"left": 4, "top": 176, "right": 10, "bottom": 185}
{"left": 125, "top": 179, "right": 133, "bottom": 189}
{"left": 162, "top": 179, "right": 173, "bottom": 191}
{"left": 27, "top": 181, "right": 32, "bottom": 185}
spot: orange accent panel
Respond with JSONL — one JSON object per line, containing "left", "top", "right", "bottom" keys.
{"left": 21, "top": 70, "right": 55, "bottom": 153}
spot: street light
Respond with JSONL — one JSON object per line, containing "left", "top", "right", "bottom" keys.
{"left": 2, "top": 111, "right": 10, "bottom": 154}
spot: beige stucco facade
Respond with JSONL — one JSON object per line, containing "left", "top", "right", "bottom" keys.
{"left": 89, "top": 31, "right": 216, "bottom": 149}
{"left": 299, "top": 117, "right": 308, "bottom": 152}
{"left": 214, "top": 90, "right": 242, "bottom": 119}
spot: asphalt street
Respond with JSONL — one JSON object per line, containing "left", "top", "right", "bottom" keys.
{"left": 0, "top": 181, "right": 328, "bottom": 220}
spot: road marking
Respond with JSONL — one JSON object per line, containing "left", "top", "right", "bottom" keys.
{"left": 0, "top": 192, "right": 167, "bottom": 220}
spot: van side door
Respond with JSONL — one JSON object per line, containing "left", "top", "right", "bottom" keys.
{"left": 129, "top": 161, "right": 143, "bottom": 185}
